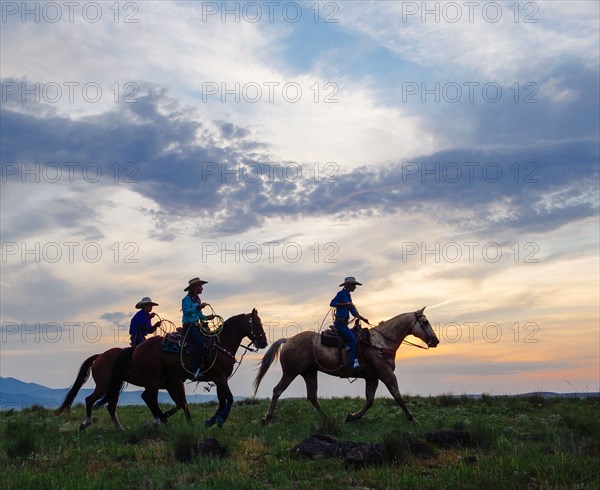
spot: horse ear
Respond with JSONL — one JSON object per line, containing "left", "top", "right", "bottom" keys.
{"left": 252, "top": 308, "right": 257, "bottom": 316}
{"left": 416, "top": 306, "right": 426, "bottom": 316}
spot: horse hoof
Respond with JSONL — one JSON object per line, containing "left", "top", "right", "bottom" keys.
{"left": 216, "top": 416, "right": 225, "bottom": 428}
{"left": 205, "top": 418, "right": 215, "bottom": 428}
{"left": 79, "top": 423, "right": 90, "bottom": 431}
{"left": 345, "top": 414, "right": 357, "bottom": 423}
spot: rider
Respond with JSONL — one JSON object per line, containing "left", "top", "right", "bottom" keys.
{"left": 330, "top": 277, "right": 369, "bottom": 371}
{"left": 129, "top": 297, "right": 162, "bottom": 348}
{"left": 182, "top": 277, "right": 215, "bottom": 381}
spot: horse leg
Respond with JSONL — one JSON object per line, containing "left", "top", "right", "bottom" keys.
{"left": 381, "top": 374, "right": 415, "bottom": 423}
{"left": 80, "top": 387, "right": 103, "bottom": 430}
{"left": 301, "top": 370, "right": 323, "bottom": 415}
{"left": 165, "top": 382, "right": 190, "bottom": 422}
{"left": 262, "top": 372, "right": 298, "bottom": 425}
{"left": 346, "top": 377, "right": 379, "bottom": 422}
{"left": 217, "top": 382, "right": 234, "bottom": 428}
{"left": 205, "top": 379, "right": 232, "bottom": 428}
{"left": 107, "top": 395, "right": 124, "bottom": 431}
{"left": 140, "top": 380, "right": 166, "bottom": 425}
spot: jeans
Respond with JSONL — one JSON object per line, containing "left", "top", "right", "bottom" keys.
{"left": 184, "top": 322, "right": 205, "bottom": 372}
{"left": 334, "top": 319, "right": 356, "bottom": 366}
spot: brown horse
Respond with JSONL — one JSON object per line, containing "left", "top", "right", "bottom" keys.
{"left": 253, "top": 307, "right": 439, "bottom": 424}
{"left": 55, "top": 346, "right": 200, "bottom": 430}
{"left": 106, "top": 309, "right": 267, "bottom": 428}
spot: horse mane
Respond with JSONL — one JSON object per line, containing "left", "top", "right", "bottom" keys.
{"left": 223, "top": 313, "right": 246, "bottom": 325}
{"left": 375, "top": 311, "right": 415, "bottom": 329}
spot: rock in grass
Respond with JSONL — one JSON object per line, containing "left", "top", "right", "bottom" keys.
{"left": 290, "top": 434, "right": 338, "bottom": 459}
{"left": 199, "top": 437, "right": 228, "bottom": 458}
{"left": 344, "top": 443, "right": 389, "bottom": 466}
{"left": 424, "top": 430, "right": 472, "bottom": 448}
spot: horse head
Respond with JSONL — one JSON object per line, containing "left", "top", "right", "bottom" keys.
{"left": 411, "top": 307, "right": 439, "bottom": 348}
{"left": 246, "top": 308, "right": 268, "bottom": 349}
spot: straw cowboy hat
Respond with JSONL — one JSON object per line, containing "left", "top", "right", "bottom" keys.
{"left": 184, "top": 277, "right": 208, "bottom": 291}
{"left": 339, "top": 276, "right": 363, "bottom": 287}
{"left": 135, "top": 297, "right": 158, "bottom": 309}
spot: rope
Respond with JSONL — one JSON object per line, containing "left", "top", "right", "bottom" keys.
{"left": 153, "top": 315, "right": 177, "bottom": 335}
{"left": 192, "top": 304, "right": 226, "bottom": 377}
{"left": 199, "top": 304, "right": 224, "bottom": 336}
{"left": 313, "top": 307, "right": 360, "bottom": 376}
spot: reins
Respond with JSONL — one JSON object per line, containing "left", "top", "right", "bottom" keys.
{"left": 369, "top": 317, "right": 430, "bottom": 350}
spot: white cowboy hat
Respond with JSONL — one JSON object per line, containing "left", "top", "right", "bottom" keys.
{"left": 184, "top": 277, "right": 208, "bottom": 291}
{"left": 339, "top": 276, "right": 363, "bottom": 287}
{"left": 135, "top": 297, "right": 158, "bottom": 309}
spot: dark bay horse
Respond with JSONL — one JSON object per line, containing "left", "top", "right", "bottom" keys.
{"left": 107, "top": 309, "right": 267, "bottom": 428}
{"left": 55, "top": 347, "right": 132, "bottom": 430}
{"left": 253, "top": 307, "right": 438, "bottom": 424}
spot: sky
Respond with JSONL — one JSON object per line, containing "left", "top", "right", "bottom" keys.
{"left": 1, "top": 1, "right": 599, "bottom": 408}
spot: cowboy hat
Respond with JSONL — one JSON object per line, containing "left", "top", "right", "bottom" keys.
{"left": 135, "top": 297, "right": 158, "bottom": 309}
{"left": 339, "top": 276, "right": 363, "bottom": 287}
{"left": 184, "top": 277, "right": 208, "bottom": 291}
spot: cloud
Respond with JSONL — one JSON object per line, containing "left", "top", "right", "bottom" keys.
{"left": 337, "top": 1, "right": 600, "bottom": 82}
{"left": 2, "top": 83, "right": 597, "bottom": 239}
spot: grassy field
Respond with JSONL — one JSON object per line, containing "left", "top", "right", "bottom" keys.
{"left": 1, "top": 395, "right": 598, "bottom": 489}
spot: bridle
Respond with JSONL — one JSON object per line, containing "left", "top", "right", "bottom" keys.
{"left": 374, "top": 313, "right": 433, "bottom": 350}
{"left": 240, "top": 312, "right": 264, "bottom": 353}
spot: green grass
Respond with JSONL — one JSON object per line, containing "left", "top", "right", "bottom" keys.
{"left": 1, "top": 396, "right": 598, "bottom": 489}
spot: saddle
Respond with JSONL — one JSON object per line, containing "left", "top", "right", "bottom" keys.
{"left": 320, "top": 322, "right": 371, "bottom": 348}
{"left": 161, "top": 327, "right": 217, "bottom": 358}
{"left": 162, "top": 331, "right": 189, "bottom": 354}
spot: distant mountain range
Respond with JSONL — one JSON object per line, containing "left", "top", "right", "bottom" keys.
{"left": 0, "top": 377, "right": 219, "bottom": 410}
{"left": 1, "top": 377, "right": 597, "bottom": 410}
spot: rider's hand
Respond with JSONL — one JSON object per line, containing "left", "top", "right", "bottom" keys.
{"left": 150, "top": 312, "right": 157, "bottom": 318}
{"left": 199, "top": 302, "right": 208, "bottom": 309}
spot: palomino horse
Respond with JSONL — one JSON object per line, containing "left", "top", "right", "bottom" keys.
{"left": 107, "top": 309, "right": 267, "bottom": 428}
{"left": 253, "top": 307, "right": 438, "bottom": 424}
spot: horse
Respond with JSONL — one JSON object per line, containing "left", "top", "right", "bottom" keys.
{"left": 106, "top": 308, "right": 268, "bottom": 428}
{"left": 54, "top": 347, "right": 134, "bottom": 430}
{"left": 253, "top": 307, "right": 439, "bottom": 424}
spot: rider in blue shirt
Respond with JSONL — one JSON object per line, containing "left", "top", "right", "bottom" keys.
{"left": 330, "top": 277, "right": 369, "bottom": 371}
{"left": 182, "top": 277, "right": 215, "bottom": 381}
{"left": 129, "top": 297, "right": 161, "bottom": 347}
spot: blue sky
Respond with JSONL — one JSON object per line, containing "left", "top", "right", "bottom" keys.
{"left": 1, "top": 1, "right": 599, "bottom": 405}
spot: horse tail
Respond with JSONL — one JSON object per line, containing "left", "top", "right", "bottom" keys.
{"left": 54, "top": 354, "right": 99, "bottom": 415}
{"left": 253, "top": 338, "right": 287, "bottom": 396}
{"left": 94, "top": 348, "right": 132, "bottom": 409}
